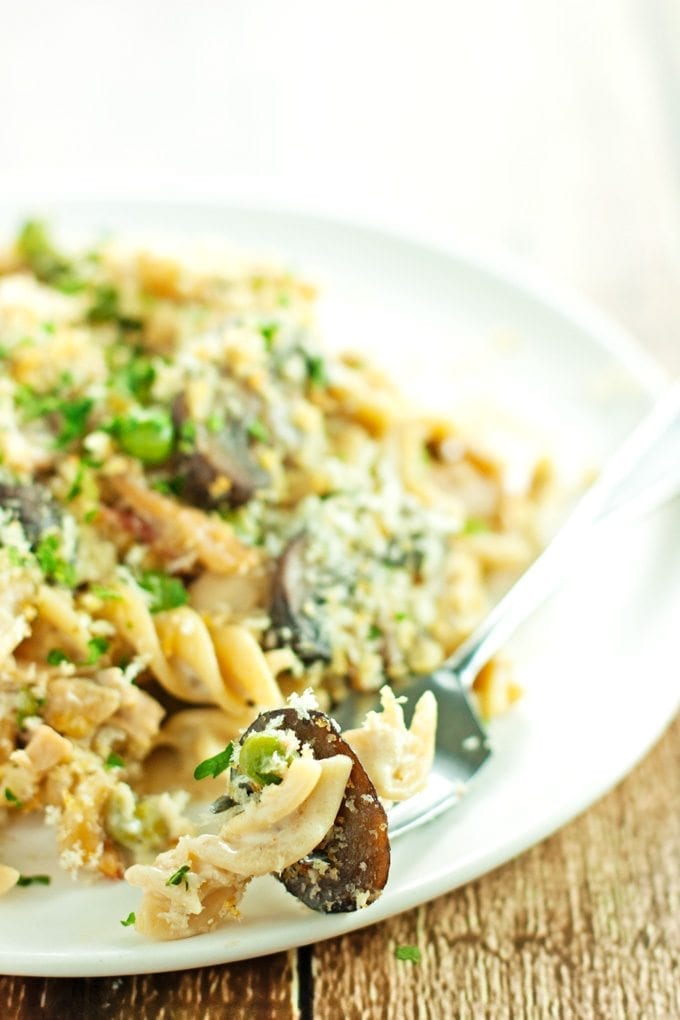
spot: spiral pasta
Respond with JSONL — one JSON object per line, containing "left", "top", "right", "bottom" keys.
{"left": 101, "top": 576, "right": 283, "bottom": 720}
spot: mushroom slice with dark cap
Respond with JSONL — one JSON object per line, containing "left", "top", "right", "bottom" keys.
{"left": 0, "top": 480, "right": 63, "bottom": 548}
{"left": 243, "top": 707, "right": 390, "bottom": 913}
{"left": 172, "top": 396, "right": 269, "bottom": 510}
{"left": 269, "top": 534, "right": 332, "bottom": 664}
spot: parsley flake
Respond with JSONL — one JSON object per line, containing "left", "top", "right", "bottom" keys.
{"left": 90, "top": 585, "right": 122, "bottom": 601}
{"left": 109, "top": 350, "right": 157, "bottom": 401}
{"left": 394, "top": 944, "right": 422, "bottom": 963}
{"left": 4, "top": 788, "right": 23, "bottom": 808}
{"left": 193, "top": 742, "right": 234, "bottom": 781}
{"left": 87, "top": 286, "right": 141, "bottom": 329}
{"left": 259, "top": 322, "right": 279, "bottom": 350}
{"left": 461, "top": 517, "right": 488, "bottom": 536}
{"left": 15, "top": 220, "right": 80, "bottom": 291}
{"left": 15, "top": 688, "right": 44, "bottom": 727}
{"left": 368, "top": 624, "right": 382, "bottom": 641}
{"left": 138, "top": 570, "right": 188, "bottom": 613}
{"left": 178, "top": 419, "right": 197, "bottom": 453}
{"left": 66, "top": 461, "right": 86, "bottom": 501}
{"left": 305, "top": 353, "right": 328, "bottom": 387}
{"left": 85, "top": 637, "right": 109, "bottom": 664}
{"left": 34, "top": 534, "right": 76, "bottom": 587}
{"left": 47, "top": 648, "right": 70, "bottom": 666}
{"left": 105, "top": 752, "right": 125, "bottom": 770}
{"left": 206, "top": 413, "right": 224, "bottom": 433}
{"left": 55, "top": 397, "right": 94, "bottom": 449}
{"left": 247, "top": 418, "right": 269, "bottom": 444}
{"left": 166, "top": 864, "right": 191, "bottom": 889}
{"left": 16, "top": 377, "right": 93, "bottom": 450}
{"left": 16, "top": 874, "right": 51, "bottom": 887}
{"left": 120, "top": 911, "right": 136, "bottom": 927}
{"left": 7, "top": 547, "right": 30, "bottom": 568}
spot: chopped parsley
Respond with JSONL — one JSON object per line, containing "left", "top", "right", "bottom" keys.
{"left": 193, "top": 742, "right": 234, "bottom": 781}
{"left": 15, "top": 220, "right": 82, "bottom": 291}
{"left": 47, "top": 648, "right": 70, "bottom": 666}
{"left": 165, "top": 864, "right": 191, "bottom": 889}
{"left": 151, "top": 475, "right": 185, "bottom": 497}
{"left": 178, "top": 419, "right": 197, "bottom": 453}
{"left": 16, "top": 874, "right": 51, "bottom": 887}
{"left": 259, "top": 322, "right": 279, "bottom": 350}
{"left": 86, "top": 284, "right": 119, "bottom": 323}
{"left": 108, "top": 349, "right": 157, "bottom": 402}
{"left": 90, "top": 585, "right": 122, "bottom": 601}
{"left": 247, "top": 417, "right": 269, "bottom": 444}
{"left": 15, "top": 688, "right": 44, "bottom": 727}
{"left": 461, "top": 517, "right": 489, "bottom": 535}
{"left": 35, "top": 533, "right": 76, "bottom": 587}
{"left": 66, "top": 461, "right": 86, "bottom": 501}
{"left": 15, "top": 382, "right": 60, "bottom": 420}
{"left": 4, "top": 788, "right": 23, "bottom": 808}
{"left": 120, "top": 911, "right": 136, "bottom": 927}
{"left": 105, "top": 752, "right": 125, "bottom": 770}
{"left": 85, "top": 637, "right": 109, "bottom": 664}
{"left": 206, "top": 413, "right": 224, "bottom": 434}
{"left": 7, "top": 546, "right": 30, "bottom": 568}
{"left": 305, "top": 353, "right": 328, "bottom": 387}
{"left": 368, "top": 624, "right": 382, "bottom": 641}
{"left": 394, "top": 944, "right": 422, "bottom": 963}
{"left": 54, "top": 397, "right": 94, "bottom": 449}
{"left": 15, "top": 379, "right": 93, "bottom": 450}
{"left": 87, "top": 285, "right": 142, "bottom": 330}
{"left": 138, "top": 570, "right": 188, "bottom": 613}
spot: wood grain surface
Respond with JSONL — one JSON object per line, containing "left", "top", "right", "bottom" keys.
{"left": 2, "top": 1, "right": 680, "bottom": 1017}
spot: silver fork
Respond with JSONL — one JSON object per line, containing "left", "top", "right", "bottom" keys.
{"left": 331, "top": 380, "right": 680, "bottom": 837}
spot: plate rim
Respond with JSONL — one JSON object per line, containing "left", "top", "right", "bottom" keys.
{"left": 0, "top": 193, "right": 669, "bottom": 396}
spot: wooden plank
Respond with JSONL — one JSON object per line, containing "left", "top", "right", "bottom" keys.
{"left": 0, "top": 951, "right": 298, "bottom": 1020}
{"left": 311, "top": 713, "right": 680, "bottom": 1019}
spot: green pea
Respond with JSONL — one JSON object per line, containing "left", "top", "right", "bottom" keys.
{"left": 239, "top": 733, "right": 293, "bottom": 786}
{"left": 116, "top": 408, "right": 174, "bottom": 465}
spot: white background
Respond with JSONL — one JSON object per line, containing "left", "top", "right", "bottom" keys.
{"left": 2, "top": 2, "right": 678, "bottom": 294}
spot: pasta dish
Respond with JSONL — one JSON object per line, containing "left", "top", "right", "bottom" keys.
{"left": 0, "top": 223, "right": 548, "bottom": 938}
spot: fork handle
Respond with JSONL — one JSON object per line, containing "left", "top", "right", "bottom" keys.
{"left": 449, "top": 379, "right": 680, "bottom": 688}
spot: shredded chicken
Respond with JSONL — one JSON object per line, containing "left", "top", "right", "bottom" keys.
{"left": 342, "top": 686, "right": 437, "bottom": 802}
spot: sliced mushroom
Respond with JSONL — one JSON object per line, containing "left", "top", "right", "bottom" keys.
{"left": 244, "top": 707, "right": 390, "bottom": 913}
{"left": 269, "top": 534, "right": 331, "bottom": 664}
{"left": 0, "top": 480, "right": 62, "bottom": 548}
{"left": 173, "top": 396, "right": 268, "bottom": 509}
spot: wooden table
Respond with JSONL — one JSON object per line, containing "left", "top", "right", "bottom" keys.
{"left": 3, "top": 2, "right": 680, "bottom": 1016}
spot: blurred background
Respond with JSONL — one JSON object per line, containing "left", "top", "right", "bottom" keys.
{"left": 1, "top": 0, "right": 679, "bottom": 367}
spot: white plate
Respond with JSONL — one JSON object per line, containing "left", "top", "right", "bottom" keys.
{"left": 0, "top": 201, "right": 678, "bottom": 977}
